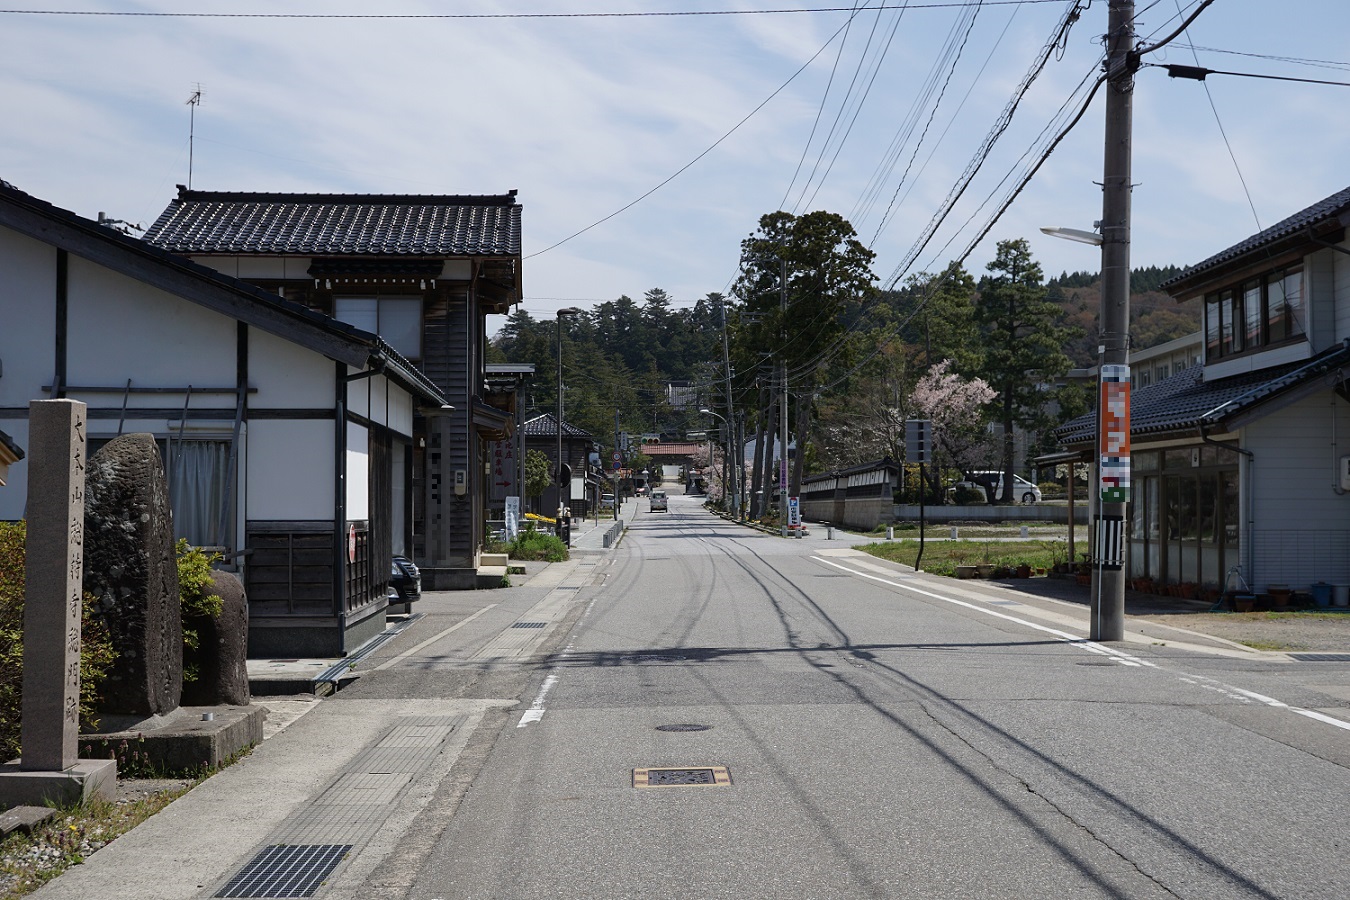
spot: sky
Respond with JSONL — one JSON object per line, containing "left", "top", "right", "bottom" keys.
{"left": 3, "top": 1, "right": 1349, "bottom": 331}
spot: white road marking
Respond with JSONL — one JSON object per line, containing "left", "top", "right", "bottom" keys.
{"left": 518, "top": 673, "right": 559, "bottom": 727}
{"left": 371, "top": 604, "right": 497, "bottom": 671}
{"left": 812, "top": 556, "right": 1153, "bottom": 668}
{"left": 814, "top": 556, "right": 1350, "bottom": 734}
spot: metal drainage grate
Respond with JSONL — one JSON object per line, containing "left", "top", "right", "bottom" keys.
{"left": 511, "top": 622, "right": 547, "bottom": 629}
{"left": 633, "top": 766, "right": 730, "bottom": 788}
{"left": 216, "top": 844, "right": 352, "bottom": 898}
{"left": 655, "top": 723, "right": 711, "bottom": 732}
{"left": 1076, "top": 661, "right": 1117, "bottom": 667}
{"left": 1289, "top": 653, "right": 1350, "bottom": 662}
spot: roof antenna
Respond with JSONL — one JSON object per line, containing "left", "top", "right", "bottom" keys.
{"left": 186, "top": 85, "right": 203, "bottom": 190}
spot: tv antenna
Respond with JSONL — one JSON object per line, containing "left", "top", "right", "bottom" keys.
{"left": 186, "top": 85, "right": 203, "bottom": 189}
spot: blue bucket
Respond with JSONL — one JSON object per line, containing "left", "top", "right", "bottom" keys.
{"left": 1310, "top": 583, "right": 1333, "bottom": 608}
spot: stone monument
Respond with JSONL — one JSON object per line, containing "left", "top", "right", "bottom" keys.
{"left": 0, "top": 399, "right": 117, "bottom": 807}
{"left": 182, "top": 570, "right": 250, "bottom": 707}
{"left": 83, "top": 433, "right": 182, "bottom": 716}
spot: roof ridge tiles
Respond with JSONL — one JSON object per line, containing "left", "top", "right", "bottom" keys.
{"left": 174, "top": 186, "right": 519, "bottom": 206}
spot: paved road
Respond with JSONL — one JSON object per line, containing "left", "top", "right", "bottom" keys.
{"left": 392, "top": 494, "right": 1348, "bottom": 899}
{"left": 31, "top": 494, "right": 1349, "bottom": 899}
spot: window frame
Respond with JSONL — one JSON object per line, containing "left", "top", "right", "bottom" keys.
{"left": 1203, "top": 265, "right": 1305, "bottom": 363}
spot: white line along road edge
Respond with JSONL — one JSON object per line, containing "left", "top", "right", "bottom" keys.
{"left": 812, "top": 556, "right": 1350, "bottom": 734}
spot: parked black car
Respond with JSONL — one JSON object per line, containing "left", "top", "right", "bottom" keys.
{"left": 391, "top": 556, "right": 421, "bottom": 603}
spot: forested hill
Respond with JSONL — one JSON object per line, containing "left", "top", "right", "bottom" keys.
{"left": 488, "top": 265, "right": 1200, "bottom": 444}
{"left": 1046, "top": 265, "right": 1200, "bottom": 367}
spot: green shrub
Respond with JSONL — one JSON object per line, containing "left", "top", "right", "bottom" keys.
{"left": 507, "top": 527, "right": 569, "bottom": 562}
{"left": 952, "top": 484, "right": 985, "bottom": 505}
{"left": 0, "top": 521, "right": 116, "bottom": 762}
{"left": 176, "top": 539, "right": 223, "bottom": 686}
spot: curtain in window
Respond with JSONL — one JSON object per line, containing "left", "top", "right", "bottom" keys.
{"left": 169, "top": 440, "right": 229, "bottom": 548}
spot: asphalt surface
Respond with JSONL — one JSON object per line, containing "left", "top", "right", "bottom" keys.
{"left": 28, "top": 491, "right": 1350, "bottom": 899}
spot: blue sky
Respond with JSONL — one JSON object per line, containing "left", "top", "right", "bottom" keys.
{"left": 3, "top": 1, "right": 1348, "bottom": 325}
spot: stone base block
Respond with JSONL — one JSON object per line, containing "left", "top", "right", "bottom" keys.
{"left": 421, "top": 566, "right": 481, "bottom": 590}
{"left": 79, "top": 705, "right": 265, "bottom": 773}
{"left": 0, "top": 758, "right": 117, "bottom": 809}
{"left": 479, "top": 552, "right": 510, "bottom": 567}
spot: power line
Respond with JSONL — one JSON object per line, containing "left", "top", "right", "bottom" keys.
{"left": 0, "top": 2, "right": 1077, "bottom": 20}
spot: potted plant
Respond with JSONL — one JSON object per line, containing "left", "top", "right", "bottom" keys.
{"left": 1015, "top": 562, "right": 1032, "bottom": 579}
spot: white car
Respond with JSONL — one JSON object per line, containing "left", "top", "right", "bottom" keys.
{"left": 969, "top": 472, "right": 1042, "bottom": 504}
{"left": 649, "top": 489, "right": 668, "bottom": 512}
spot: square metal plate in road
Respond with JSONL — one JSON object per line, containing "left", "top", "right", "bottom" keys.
{"left": 632, "top": 766, "right": 731, "bottom": 788}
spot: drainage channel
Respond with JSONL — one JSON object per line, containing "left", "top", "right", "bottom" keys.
{"left": 213, "top": 714, "right": 464, "bottom": 898}
{"left": 314, "top": 613, "right": 426, "bottom": 689}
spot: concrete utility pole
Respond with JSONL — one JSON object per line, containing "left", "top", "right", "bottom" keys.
{"left": 779, "top": 258, "right": 789, "bottom": 538}
{"left": 1092, "top": 0, "right": 1137, "bottom": 642}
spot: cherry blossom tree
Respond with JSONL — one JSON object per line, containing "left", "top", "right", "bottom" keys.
{"left": 910, "top": 360, "right": 996, "bottom": 498}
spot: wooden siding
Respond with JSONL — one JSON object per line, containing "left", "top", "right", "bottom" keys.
{"left": 1246, "top": 392, "right": 1350, "bottom": 587}
{"left": 245, "top": 522, "right": 335, "bottom": 614}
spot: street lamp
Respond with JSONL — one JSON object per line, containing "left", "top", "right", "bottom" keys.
{"left": 556, "top": 307, "right": 584, "bottom": 544}
{"left": 699, "top": 408, "right": 737, "bottom": 516}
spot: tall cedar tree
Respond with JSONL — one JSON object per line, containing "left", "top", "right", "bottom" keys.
{"left": 730, "top": 210, "right": 876, "bottom": 498}
{"left": 974, "top": 239, "right": 1075, "bottom": 503}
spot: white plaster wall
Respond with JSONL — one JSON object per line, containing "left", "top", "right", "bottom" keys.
{"left": 369, "top": 375, "right": 389, "bottom": 427}
{"left": 0, "top": 227, "right": 57, "bottom": 408}
{"left": 66, "top": 257, "right": 235, "bottom": 399}
{"left": 347, "top": 368, "right": 370, "bottom": 419}
{"left": 1335, "top": 243, "right": 1350, "bottom": 344}
{"left": 247, "top": 420, "right": 334, "bottom": 519}
{"left": 1246, "top": 391, "right": 1350, "bottom": 587}
{"left": 386, "top": 382, "right": 413, "bottom": 437}
{"left": 249, "top": 328, "right": 335, "bottom": 409}
{"left": 346, "top": 421, "right": 369, "bottom": 520}
{"left": 1308, "top": 247, "right": 1337, "bottom": 354}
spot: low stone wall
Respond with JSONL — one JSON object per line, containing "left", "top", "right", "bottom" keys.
{"left": 892, "top": 504, "right": 1088, "bottom": 524}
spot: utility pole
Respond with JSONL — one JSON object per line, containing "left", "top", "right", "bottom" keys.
{"left": 779, "top": 258, "right": 789, "bottom": 538}
{"left": 1093, "top": 0, "right": 1137, "bottom": 642}
{"left": 719, "top": 295, "right": 739, "bottom": 517}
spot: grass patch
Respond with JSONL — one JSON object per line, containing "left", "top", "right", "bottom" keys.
{"left": 1236, "top": 639, "right": 1301, "bottom": 652}
{"left": 0, "top": 787, "right": 188, "bottom": 899}
{"left": 859, "top": 540, "right": 1059, "bottom": 577}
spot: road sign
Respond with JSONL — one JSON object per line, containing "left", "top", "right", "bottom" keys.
{"left": 905, "top": 419, "right": 931, "bottom": 464}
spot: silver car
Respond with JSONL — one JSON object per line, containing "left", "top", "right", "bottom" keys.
{"left": 649, "top": 490, "right": 668, "bottom": 512}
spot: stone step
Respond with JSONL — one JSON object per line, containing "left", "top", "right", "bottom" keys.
{"left": 480, "top": 553, "right": 510, "bottom": 567}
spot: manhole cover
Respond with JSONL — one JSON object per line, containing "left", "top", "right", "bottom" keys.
{"left": 633, "top": 766, "right": 731, "bottom": 788}
{"left": 1289, "top": 653, "right": 1350, "bottom": 662}
{"left": 216, "top": 844, "right": 352, "bottom": 898}
{"left": 655, "top": 723, "right": 711, "bottom": 732}
{"left": 511, "top": 622, "right": 547, "bottom": 629}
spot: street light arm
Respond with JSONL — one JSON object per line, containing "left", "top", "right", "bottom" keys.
{"left": 1134, "top": 0, "right": 1217, "bottom": 58}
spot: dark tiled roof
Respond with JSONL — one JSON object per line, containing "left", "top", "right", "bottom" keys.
{"left": 523, "top": 413, "right": 592, "bottom": 440}
{"left": 1055, "top": 341, "right": 1350, "bottom": 445}
{"left": 144, "top": 187, "right": 521, "bottom": 257}
{"left": 1161, "top": 184, "right": 1350, "bottom": 292}
{"left": 0, "top": 179, "right": 447, "bottom": 407}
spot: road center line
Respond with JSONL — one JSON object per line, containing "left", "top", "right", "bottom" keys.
{"left": 518, "top": 673, "right": 559, "bottom": 727}
{"left": 815, "top": 557, "right": 1350, "bottom": 733}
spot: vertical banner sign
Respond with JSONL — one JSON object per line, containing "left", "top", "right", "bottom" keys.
{"left": 490, "top": 440, "right": 516, "bottom": 503}
{"left": 1099, "top": 365, "right": 1131, "bottom": 503}
{"left": 504, "top": 496, "right": 521, "bottom": 541}
{"left": 787, "top": 496, "right": 801, "bottom": 528}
